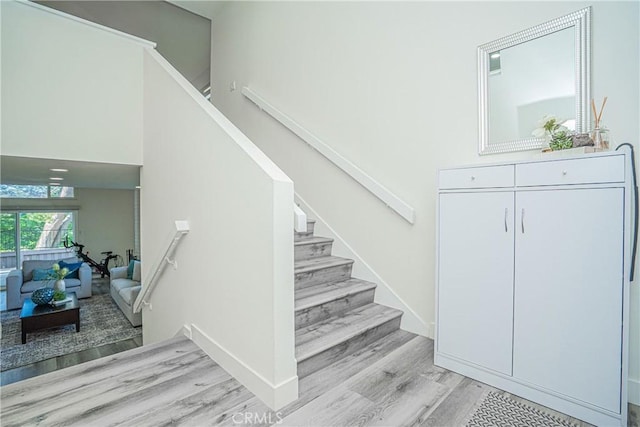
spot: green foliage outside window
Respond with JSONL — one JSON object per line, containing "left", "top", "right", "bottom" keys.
{"left": 0, "top": 185, "right": 48, "bottom": 198}
{"left": 0, "top": 213, "right": 74, "bottom": 252}
{"left": 0, "top": 184, "right": 74, "bottom": 198}
{"left": 0, "top": 214, "right": 17, "bottom": 252}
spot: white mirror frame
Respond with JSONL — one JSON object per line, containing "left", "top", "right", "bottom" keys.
{"left": 478, "top": 7, "right": 591, "bottom": 155}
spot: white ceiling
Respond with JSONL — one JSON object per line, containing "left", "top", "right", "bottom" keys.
{"left": 0, "top": 156, "right": 140, "bottom": 190}
{"left": 166, "top": 1, "right": 227, "bottom": 20}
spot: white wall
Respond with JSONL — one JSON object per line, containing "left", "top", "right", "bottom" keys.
{"left": 34, "top": 0, "right": 211, "bottom": 91}
{"left": 141, "top": 49, "right": 297, "bottom": 410}
{"left": 1, "top": 188, "right": 135, "bottom": 261}
{"left": 1, "top": 1, "right": 145, "bottom": 165}
{"left": 73, "top": 188, "right": 135, "bottom": 259}
{"left": 210, "top": 1, "right": 640, "bottom": 402}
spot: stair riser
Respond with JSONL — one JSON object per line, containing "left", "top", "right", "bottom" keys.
{"left": 295, "top": 222, "right": 316, "bottom": 240}
{"left": 295, "top": 264, "right": 352, "bottom": 290}
{"left": 297, "top": 315, "right": 401, "bottom": 378}
{"left": 295, "top": 241, "right": 333, "bottom": 261}
{"left": 296, "top": 288, "right": 375, "bottom": 330}
{"left": 295, "top": 231, "right": 313, "bottom": 241}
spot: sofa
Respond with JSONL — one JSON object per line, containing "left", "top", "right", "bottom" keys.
{"left": 110, "top": 261, "right": 141, "bottom": 327}
{"left": 6, "top": 257, "right": 92, "bottom": 310}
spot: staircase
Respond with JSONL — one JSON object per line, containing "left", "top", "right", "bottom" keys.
{"left": 294, "top": 219, "right": 403, "bottom": 378}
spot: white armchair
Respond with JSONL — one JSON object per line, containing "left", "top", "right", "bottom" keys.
{"left": 110, "top": 262, "right": 141, "bottom": 327}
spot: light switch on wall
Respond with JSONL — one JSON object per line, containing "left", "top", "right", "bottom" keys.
{"left": 230, "top": 81, "right": 236, "bottom": 92}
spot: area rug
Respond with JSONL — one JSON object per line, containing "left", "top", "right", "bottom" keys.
{"left": 1, "top": 294, "right": 141, "bottom": 371}
{"left": 465, "top": 391, "right": 578, "bottom": 427}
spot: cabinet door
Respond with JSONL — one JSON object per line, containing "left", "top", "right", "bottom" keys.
{"left": 513, "top": 188, "right": 623, "bottom": 413}
{"left": 438, "top": 191, "right": 515, "bottom": 375}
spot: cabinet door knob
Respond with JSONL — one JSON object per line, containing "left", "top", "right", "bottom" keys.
{"left": 562, "top": 170, "right": 568, "bottom": 176}
{"left": 471, "top": 176, "right": 476, "bottom": 181}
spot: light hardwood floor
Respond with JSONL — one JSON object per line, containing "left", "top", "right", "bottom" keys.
{"left": 2, "top": 276, "right": 639, "bottom": 426}
{"left": 6, "top": 329, "right": 636, "bottom": 426}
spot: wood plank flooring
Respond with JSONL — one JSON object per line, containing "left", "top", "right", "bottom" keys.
{"left": 2, "top": 273, "right": 638, "bottom": 426}
{"left": 5, "top": 330, "right": 628, "bottom": 427}
{"left": 1, "top": 336, "right": 142, "bottom": 387}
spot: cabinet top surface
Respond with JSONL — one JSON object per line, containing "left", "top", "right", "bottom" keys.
{"left": 439, "top": 150, "right": 625, "bottom": 173}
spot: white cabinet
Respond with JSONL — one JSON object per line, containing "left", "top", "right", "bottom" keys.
{"left": 436, "top": 153, "right": 630, "bottom": 426}
{"left": 513, "top": 188, "right": 624, "bottom": 413}
{"left": 438, "top": 191, "right": 514, "bottom": 375}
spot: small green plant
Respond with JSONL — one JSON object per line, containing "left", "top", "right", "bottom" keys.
{"left": 533, "top": 115, "right": 574, "bottom": 151}
{"left": 53, "top": 289, "right": 67, "bottom": 301}
{"left": 549, "top": 130, "right": 573, "bottom": 151}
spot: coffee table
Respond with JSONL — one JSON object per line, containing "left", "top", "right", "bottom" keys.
{"left": 20, "top": 292, "right": 80, "bottom": 344}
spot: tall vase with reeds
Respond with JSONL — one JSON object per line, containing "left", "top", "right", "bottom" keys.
{"left": 591, "top": 97, "right": 610, "bottom": 150}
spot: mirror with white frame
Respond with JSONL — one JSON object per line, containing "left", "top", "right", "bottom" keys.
{"left": 478, "top": 7, "right": 591, "bottom": 155}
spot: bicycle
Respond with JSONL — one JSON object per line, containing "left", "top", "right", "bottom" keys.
{"left": 63, "top": 237, "right": 122, "bottom": 278}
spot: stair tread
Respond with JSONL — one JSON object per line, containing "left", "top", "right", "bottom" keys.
{"left": 295, "top": 279, "right": 377, "bottom": 311}
{"left": 294, "top": 236, "right": 333, "bottom": 246}
{"left": 295, "top": 256, "right": 354, "bottom": 273}
{"left": 295, "top": 303, "right": 402, "bottom": 361}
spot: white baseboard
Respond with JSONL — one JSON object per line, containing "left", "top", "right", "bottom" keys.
{"left": 630, "top": 378, "right": 640, "bottom": 405}
{"left": 190, "top": 324, "right": 298, "bottom": 410}
{"left": 295, "top": 193, "right": 429, "bottom": 338}
{"left": 179, "top": 324, "right": 192, "bottom": 339}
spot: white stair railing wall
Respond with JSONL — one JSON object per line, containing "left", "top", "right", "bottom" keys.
{"left": 4, "top": 0, "right": 298, "bottom": 411}
{"left": 141, "top": 48, "right": 297, "bottom": 411}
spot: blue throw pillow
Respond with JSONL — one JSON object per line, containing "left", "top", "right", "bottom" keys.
{"left": 58, "top": 260, "right": 83, "bottom": 279}
{"left": 127, "top": 260, "right": 135, "bottom": 280}
{"left": 32, "top": 268, "right": 54, "bottom": 281}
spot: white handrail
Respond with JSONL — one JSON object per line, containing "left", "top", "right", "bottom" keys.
{"left": 133, "top": 220, "right": 190, "bottom": 313}
{"left": 294, "top": 204, "right": 307, "bottom": 233}
{"left": 242, "top": 87, "right": 416, "bottom": 224}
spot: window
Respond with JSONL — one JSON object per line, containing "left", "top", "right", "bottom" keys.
{"left": 49, "top": 186, "right": 75, "bottom": 198}
{"left": 18, "top": 212, "right": 75, "bottom": 251}
{"left": 0, "top": 184, "right": 74, "bottom": 198}
{"left": 0, "top": 211, "right": 76, "bottom": 288}
{"left": 0, "top": 184, "right": 48, "bottom": 198}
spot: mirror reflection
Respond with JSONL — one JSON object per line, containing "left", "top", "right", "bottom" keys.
{"left": 489, "top": 28, "right": 575, "bottom": 143}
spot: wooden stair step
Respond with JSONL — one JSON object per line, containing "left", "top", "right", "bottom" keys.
{"left": 295, "top": 256, "right": 354, "bottom": 289}
{"left": 295, "top": 279, "right": 377, "bottom": 329}
{"left": 294, "top": 236, "right": 334, "bottom": 261}
{"left": 295, "top": 303, "right": 403, "bottom": 378}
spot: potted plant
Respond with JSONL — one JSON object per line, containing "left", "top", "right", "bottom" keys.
{"left": 50, "top": 262, "right": 69, "bottom": 292}
{"left": 532, "top": 115, "right": 573, "bottom": 151}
